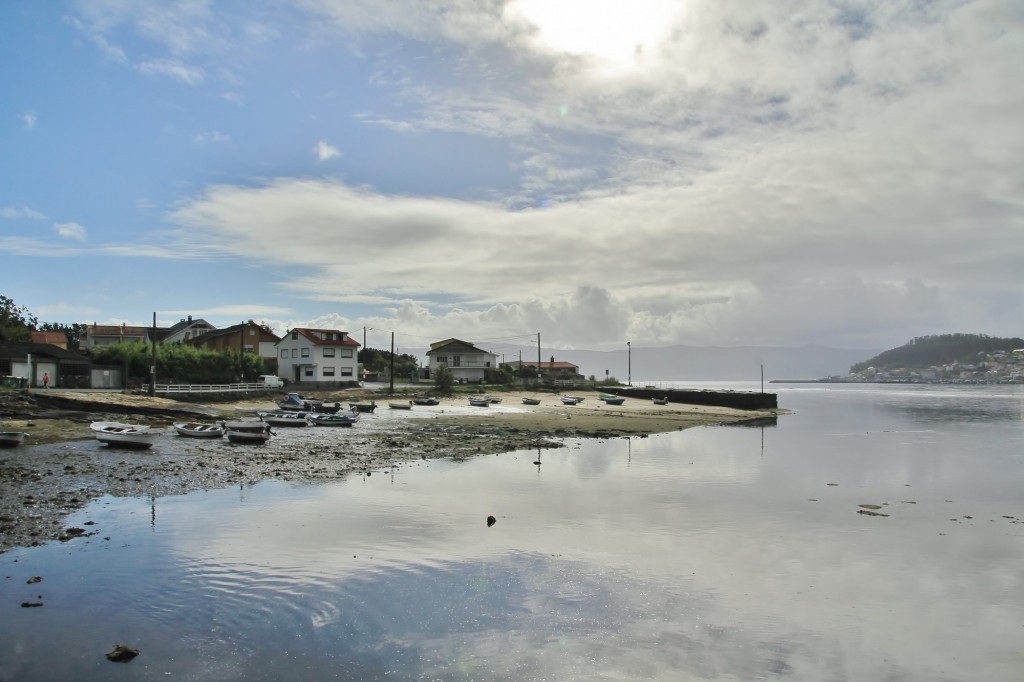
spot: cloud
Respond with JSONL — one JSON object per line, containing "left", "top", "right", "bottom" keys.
{"left": 1, "top": 206, "right": 46, "bottom": 220}
{"left": 19, "top": 111, "right": 37, "bottom": 129}
{"left": 54, "top": 221, "right": 88, "bottom": 241}
{"left": 314, "top": 141, "right": 341, "bottom": 160}
{"left": 195, "top": 131, "right": 230, "bottom": 144}
{"left": 137, "top": 58, "right": 204, "bottom": 84}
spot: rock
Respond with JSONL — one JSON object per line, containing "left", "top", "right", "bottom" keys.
{"left": 486, "top": 515, "right": 496, "bottom": 527}
{"left": 106, "top": 644, "right": 139, "bottom": 662}
{"left": 26, "top": 576, "right": 42, "bottom": 584}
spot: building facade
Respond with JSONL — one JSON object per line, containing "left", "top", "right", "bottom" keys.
{"left": 425, "top": 338, "right": 497, "bottom": 384}
{"left": 275, "top": 328, "right": 361, "bottom": 384}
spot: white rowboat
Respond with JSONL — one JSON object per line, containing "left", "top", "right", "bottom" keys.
{"left": 91, "top": 422, "right": 157, "bottom": 448}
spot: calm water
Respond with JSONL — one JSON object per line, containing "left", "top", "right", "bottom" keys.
{"left": 2, "top": 383, "right": 1023, "bottom": 681}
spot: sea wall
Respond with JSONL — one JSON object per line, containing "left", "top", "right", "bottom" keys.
{"left": 604, "top": 386, "right": 777, "bottom": 411}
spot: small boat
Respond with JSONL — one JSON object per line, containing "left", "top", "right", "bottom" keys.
{"left": 601, "top": 396, "right": 625, "bottom": 405}
{"left": 483, "top": 395, "right": 502, "bottom": 404}
{"left": 222, "top": 420, "right": 273, "bottom": 444}
{"left": 521, "top": 397, "right": 541, "bottom": 405}
{"left": 468, "top": 396, "right": 491, "bottom": 407}
{"left": 277, "top": 392, "right": 325, "bottom": 411}
{"left": 412, "top": 397, "right": 440, "bottom": 406}
{"left": 260, "top": 412, "right": 309, "bottom": 427}
{"left": 652, "top": 396, "right": 669, "bottom": 405}
{"left": 349, "top": 401, "right": 377, "bottom": 413}
{"left": 0, "top": 431, "right": 28, "bottom": 447}
{"left": 172, "top": 421, "right": 225, "bottom": 438}
{"left": 311, "top": 402, "right": 342, "bottom": 414}
{"left": 91, "top": 422, "right": 157, "bottom": 449}
{"left": 560, "top": 396, "right": 581, "bottom": 405}
{"left": 307, "top": 411, "right": 360, "bottom": 427}
{"left": 389, "top": 401, "right": 413, "bottom": 410}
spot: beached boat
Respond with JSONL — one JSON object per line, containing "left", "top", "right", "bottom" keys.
{"left": 560, "top": 396, "right": 581, "bottom": 405}
{"left": 601, "top": 396, "right": 625, "bottom": 405}
{"left": 349, "top": 401, "right": 377, "bottom": 413}
{"left": 412, "top": 397, "right": 440, "bottom": 406}
{"left": 172, "top": 421, "right": 225, "bottom": 438}
{"left": 306, "top": 412, "right": 360, "bottom": 427}
{"left": 468, "top": 396, "right": 491, "bottom": 407}
{"left": 652, "top": 396, "right": 669, "bottom": 405}
{"left": 389, "top": 401, "right": 413, "bottom": 410}
{"left": 222, "top": 420, "right": 272, "bottom": 444}
{"left": 521, "top": 397, "right": 541, "bottom": 405}
{"left": 483, "top": 396, "right": 502, "bottom": 404}
{"left": 91, "top": 422, "right": 157, "bottom": 448}
{"left": 0, "top": 431, "right": 28, "bottom": 447}
{"left": 260, "top": 412, "right": 309, "bottom": 427}
{"left": 277, "top": 392, "right": 333, "bottom": 412}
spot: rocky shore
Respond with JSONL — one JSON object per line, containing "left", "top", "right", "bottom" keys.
{"left": 1, "top": 388, "right": 780, "bottom": 553}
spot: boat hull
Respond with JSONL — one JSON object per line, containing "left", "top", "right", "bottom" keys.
{"left": 91, "top": 422, "right": 156, "bottom": 448}
{"left": 307, "top": 413, "right": 360, "bottom": 427}
{"left": 0, "top": 432, "right": 27, "bottom": 447}
{"left": 172, "top": 422, "right": 225, "bottom": 438}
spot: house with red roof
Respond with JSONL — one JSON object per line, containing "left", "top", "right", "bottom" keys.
{"left": 275, "top": 328, "right": 361, "bottom": 385}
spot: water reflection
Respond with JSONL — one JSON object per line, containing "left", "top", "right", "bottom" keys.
{"left": 1, "top": 384, "right": 1023, "bottom": 681}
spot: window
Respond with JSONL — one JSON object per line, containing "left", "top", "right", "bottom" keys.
{"left": 291, "top": 331, "right": 298, "bottom": 340}
{"left": 323, "top": 348, "right": 335, "bottom": 357}
{"left": 301, "top": 348, "right": 310, "bottom": 358}
{"left": 453, "top": 355, "right": 461, "bottom": 367}
{"left": 243, "top": 345, "right": 254, "bottom": 353}
{"left": 323, "top": 366, "right": 335, "bottom": 376}
{"left": 291, "top": 349, "right": 298, "bottom": 358}
{"left": 341, "top": 367, "right": 353, "bottom": 376}
{"left": 341, "top": 349, "right": 353, "bottom": 358}
{"left": 436, "top": 355, "right": 447, "bottom": 365}
{"left": 280, "top": 349, "right": 287, "bottom": 359}
{"left": 249, "top": 329, "right": 256, "bottom": 336}
{"left": 304, "top": 366, "right": 314, "bottom": 377}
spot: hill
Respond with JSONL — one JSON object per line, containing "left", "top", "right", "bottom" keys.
{"left": 850, "top": 334, "right": 1024, "bottom": 373}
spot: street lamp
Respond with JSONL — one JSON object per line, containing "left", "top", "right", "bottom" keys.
{"left": 627, "top": 341, "right": 631, "bottom": 386}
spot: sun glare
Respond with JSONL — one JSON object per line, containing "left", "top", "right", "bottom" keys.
{"left": 509, "top": 0, "right": 684, "bottom": 73}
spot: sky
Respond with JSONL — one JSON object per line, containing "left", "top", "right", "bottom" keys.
{"left": 2, "top": 0, "right": 1022, "bottom": 355}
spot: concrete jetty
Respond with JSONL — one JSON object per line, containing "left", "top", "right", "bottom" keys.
{"left": 602, "top": 386, "right": 777, "bottom": 411}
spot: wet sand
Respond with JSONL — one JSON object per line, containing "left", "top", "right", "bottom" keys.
{"left": 1, "top": 389, "right": 780, "bottom": 552}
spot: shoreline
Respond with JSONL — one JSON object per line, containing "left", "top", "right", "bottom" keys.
{"left": 1, "top": 389, "right": 782, "bottom": 553}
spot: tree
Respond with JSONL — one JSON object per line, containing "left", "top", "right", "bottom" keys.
{"left": 433, "top": 365, "right": 455, "bottom": 393}
{"left": 0, "top": 294, "right": 37, "bottom": 341}
{"left": 38, "top": 321, "right": 87, "bottom": 349}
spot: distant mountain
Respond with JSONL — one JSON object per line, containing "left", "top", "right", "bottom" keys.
{"left": 850, "top": 334, "right": 1024, "bottom": 373}
{"left": 464, "top": 343, "right": 880, "bottom": 382}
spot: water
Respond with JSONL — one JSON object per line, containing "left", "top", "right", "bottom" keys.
{"left": 2, "top": 383, "right": 1023, "bottom": 681}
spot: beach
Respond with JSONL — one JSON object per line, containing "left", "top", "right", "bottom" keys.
{"left": 0, "top": 389, "right": 779, "bottom": 552}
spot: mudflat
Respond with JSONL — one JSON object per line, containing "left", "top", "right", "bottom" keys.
{"left": 1, "top": 389, "right": 779, "bottom": 552}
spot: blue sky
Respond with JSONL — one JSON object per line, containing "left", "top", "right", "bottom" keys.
{"left": 2, "top": 0, "right": 1021, "bottom": 353}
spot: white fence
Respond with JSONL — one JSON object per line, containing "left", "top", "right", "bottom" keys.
{"left": 143, "top": 382, "right": 273, "bottom": 394}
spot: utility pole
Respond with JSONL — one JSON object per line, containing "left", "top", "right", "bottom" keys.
{"left": 149, "top": 312, "right": 157, "bottom": 396}
{"left": 389, "top": 332, "right": 395, "bottom": 393}
{"left": 537, "top": 332, "right": 541, "bottom": 385}
{"left": 627, "top": 341, "right": 631, "bottom": 386}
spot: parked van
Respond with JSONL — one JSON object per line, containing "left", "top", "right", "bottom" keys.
{"left": 259, "top": 375, "right": 284, "bottom": 388}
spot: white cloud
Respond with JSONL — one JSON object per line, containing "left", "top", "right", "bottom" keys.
{"left": 54, "top": 222, "right": 88, "bottom": 241}
{"left": 137, "top": 58, "right": 204, "bottom": 84}
{"left": 20, "top": 111, "right": 37, "bottom": 129}
{"left": 314, "top": 141, "right": 341, "bottom": 160}
{"left": 1, "top": 206, "right": 46, "bottom": 220}
{"left": 195, "top": 130, "right": 230, "bottom": 144}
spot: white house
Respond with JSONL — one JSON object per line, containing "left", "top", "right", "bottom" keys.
{"left": 276, "top": 328, "right": 361, "bottom": 384}
{"left": 161, "top": 316, "right": 216, "bottom": 344}
{"left": 425, "top": 338, "right": 497, "bottom": 384}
